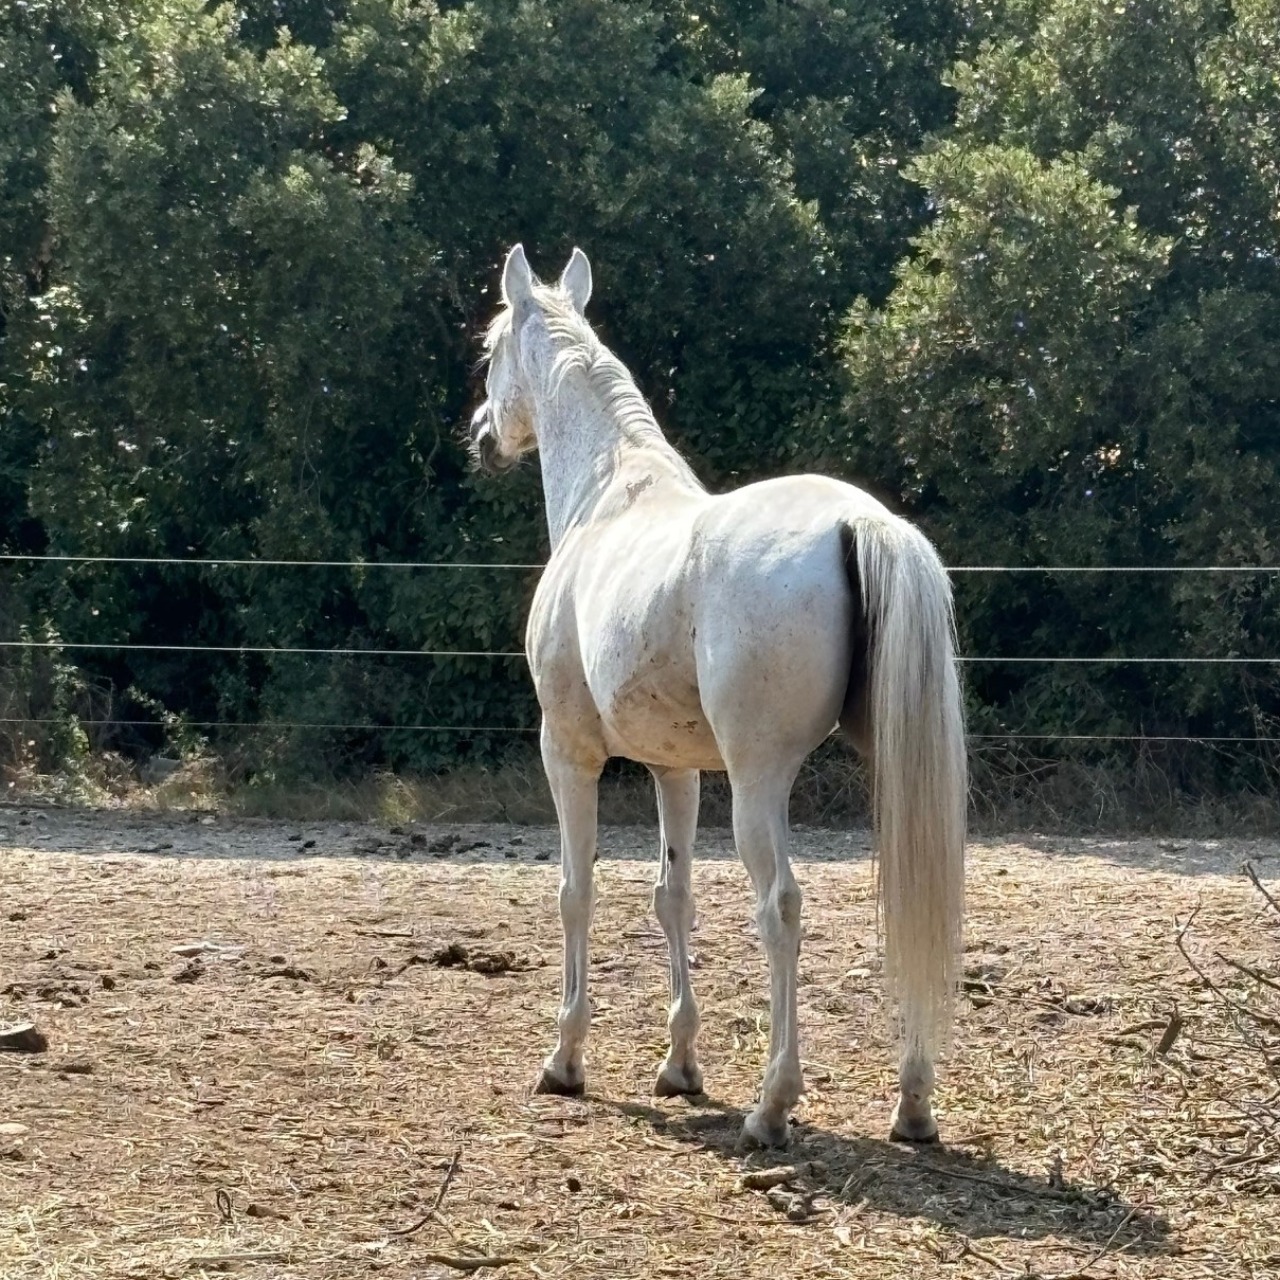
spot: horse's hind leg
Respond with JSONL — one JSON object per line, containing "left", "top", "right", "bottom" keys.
{"left": 730, "top": 765, "right": 806, "bottom": 1148}
{"left": 650, "top": 768, "right": 703, "bottom": 1097}
{"left": 535, "top": 734, "right": 602, "bottom": 1097}
{"left": 891, "top": 1056, "right": 938, "bottom": 1143}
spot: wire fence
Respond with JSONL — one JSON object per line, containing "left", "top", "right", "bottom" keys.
{"left": 0, "top": 641, "right": 526, "bottom": 658}
{"left": 1, "top": 639, "right": 1278, "bottom": 665}
{"left": 0, "top": 553, "right": 545, "bottom": 569}
{"left": 3, "top": 551, "right": 1280, "bottom": 572}
{"left": 2, "top": 555, "right": 1277, "bottom": 746}
{"left": 2, "top": 719, "right": 1278, "bottom": 744}
{"left": 0, "top": 717, "right": 538, "bottom": 733}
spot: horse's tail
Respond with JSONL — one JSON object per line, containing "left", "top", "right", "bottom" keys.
{"left": 843, "top": 516, "right": 966, "bottom": 1067}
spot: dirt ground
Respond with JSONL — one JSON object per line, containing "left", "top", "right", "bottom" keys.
{"left": 2, "top": 807, "right": 1278, "bottom": 1279}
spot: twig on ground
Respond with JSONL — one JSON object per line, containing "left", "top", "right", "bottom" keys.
{"left": 642, "top": 1198, "right": 755, "bottom": 1226}
{"left": 958, "top": 1238, "right": 1017, "bottom": 1275}
{"left": 738, "top": 1160, "right": 826, "bottom": 1191}
{"left": 1244, "top": 861, "right": 1280, "bottom": 922}
{"left": 1204, "top": 1150, "right": 1273, "bottom": 1181}
{"left": 1214, "top": 952, "right": 1280, "bottom": 994}
{"left": 1156, "top": 1010, "right": 1184, "bottom": 1055}
{"left": 389, "top": 1146, "right": 462, "bottom": 1237}
{"left": 1101, "top": 1018, "right": 1168, "bottom": 1043}
{"left": 1177, "top": 910, "right": 1248, "bottom": 1015}
{"left": 420, "top": 1254, "right": 521, "bottom": 1272}
{"left": 431, "top": 1147, "right": 463, "bottom": 1214}
{"left": 904, "top": 1159, "right": 1075, "bottom": 1202}
{"left": 1172, "top": 904, "right": 1280, "bottom": 1157}
{"left": 187, "top": 1252, "right": 287, "bottom": 1267}
{"left": 1177, "top": 908, "right": 1280, "bottom": 1031}
{"left": 1043, "top": 1204, "right": 1139, "bottom": 1280}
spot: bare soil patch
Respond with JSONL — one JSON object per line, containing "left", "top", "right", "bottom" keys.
{"left": 2, "top": 808, "right": 1277, "bottom": 1278}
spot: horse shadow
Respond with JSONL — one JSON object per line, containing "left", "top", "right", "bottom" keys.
{"left": 593, "top": 1093, "right": 1171, "bottom": 1256}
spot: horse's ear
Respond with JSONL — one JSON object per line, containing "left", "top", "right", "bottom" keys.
{"left": 559, "top": 247, "right": 592, "bottom": 314}
{"left": 501, "top": 243, "right": 535, "bottom": 311}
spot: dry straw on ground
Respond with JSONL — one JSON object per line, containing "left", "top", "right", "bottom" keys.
{"left": 2, "top": 808, "right": 1278, "bottom": 1278}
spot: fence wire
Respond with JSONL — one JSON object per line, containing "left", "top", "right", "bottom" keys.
{"left": 2, "top": 555, "right": 1276, "bottom": 747}
{"left": 0, "top": 717, "right": 537, "bottom": 733}
{"left": 0, "top": 641, "right": 524, "bottom": 658}
{"left": 2, "top": 552, "right": 1280, "bottom": 572}
{"left": 3, "top": 719, "right": 1278, "bottom": 745}
{"left": 0, "top": 639, "right": 1274, "bottom": 665}
{"left": 0, "top": 554, "right": 543, "bottom": 569}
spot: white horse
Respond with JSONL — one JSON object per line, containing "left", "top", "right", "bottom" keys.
{"left": 470, "top": 244, "right": 966, "bottom": 1147}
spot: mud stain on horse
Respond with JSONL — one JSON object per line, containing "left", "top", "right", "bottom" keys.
{"left": 625, "top": 474, "right": 655, "bottom": 506}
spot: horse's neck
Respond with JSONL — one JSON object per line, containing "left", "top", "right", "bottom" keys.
{"left": 536, "top": 371, "right": 695, "bottom": 548}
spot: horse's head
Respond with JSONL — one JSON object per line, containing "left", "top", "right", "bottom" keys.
{"left": 470, "top": 243, "right": 592, "bottom": 474}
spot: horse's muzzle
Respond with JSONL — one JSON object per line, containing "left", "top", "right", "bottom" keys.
{"left": 473, "top": 426, "right": 517, "bottom": 476}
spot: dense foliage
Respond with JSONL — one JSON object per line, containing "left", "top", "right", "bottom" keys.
{"left": 839, "top": 0, "right": 1280, "bottom": 764}
{"left": 1, "top": 0, "right": 1276, "bottom": 788}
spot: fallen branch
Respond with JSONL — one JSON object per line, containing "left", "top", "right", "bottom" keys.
{"left": 1177, "top": 909, "right": 1280, "bottom": 1032}
{"left": 187, "top": 1252, "right": 287, "bottom": 1268}
{"left": 905, "top": 1159, "right": 1077, "bottom": 1202}
{"left": 1101, "top": 1018, "right": 1167, "bottom": 1041}
{"left": 420, "top": 1254, "right": 520, "bottom": 1273}
{"left": 1155, "top": 1010, "right": 1184, "bottom": 1056}
{"left": 1214, "top": 951, "right": 1280, "bottom": 995}
{"left": 738, "top": 1160, "right": 826, "bottom": 1191}
{"left": 1177, "top": 910, "right": 1251, "bottom": 1018}
{"left": 1244, "top": 861, "right": 1280, "bottom": 923}
{"left": 1043, "top": 1204, "right": 1139, "bottom": 1280}
{"left": 390, "top": 1146, "right": 462, "bottom": 1237}
{"left": 958, "top": 1238, "right": 1017, "bottom": 1275}
{"left": 641, "top": 1198, "right": 753, "bottom": 1226}
{"left": 1172, "top": 904, "right": 1280, "bottom": 1153}
{"left": 1102, "top": 1015, "right": 1183, "bottom": 1051}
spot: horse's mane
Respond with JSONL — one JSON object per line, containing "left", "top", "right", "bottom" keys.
{"left": 484, "top": 286, "right": 703, "bottom": 488}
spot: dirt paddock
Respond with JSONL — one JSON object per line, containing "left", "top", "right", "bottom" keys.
{"left": 2, "top": 807, "right": 1277, "bottom": 1279}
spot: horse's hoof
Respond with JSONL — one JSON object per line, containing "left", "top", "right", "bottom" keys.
{"left": 889, "top": 1105, "right": 939, "bottom": 1144}
{"left": 654, "top": 1061, "right": 704, "bottom": 1098}
{"left": 738, "top": 1107, "right": 791, "bottom": 1150}
{"left": 534, "top": 1066, "right": 584, "bottom": 1097}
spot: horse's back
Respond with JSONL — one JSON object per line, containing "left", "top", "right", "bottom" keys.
{"left": 531, "top": 472, "right": 893, "bottom": 770}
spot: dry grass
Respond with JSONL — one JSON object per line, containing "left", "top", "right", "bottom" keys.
{"left": 10, "top": 727, "right": 1280, "bottom": 836}
{"left": 2, "top": 808, "right": 1279, "bottom": 1279}
{"left": 222, "top": 746, "right": 1280, "bottom": 836}
{"left": 150, "top": 740, "right": 1280, "bottom": 835}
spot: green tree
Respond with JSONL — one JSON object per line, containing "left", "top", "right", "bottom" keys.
{"left": 2, "top": 0, "right": 972, "bottom": 776}
{"left": 840, "top": 0, "right": 1280, "bottom": 760}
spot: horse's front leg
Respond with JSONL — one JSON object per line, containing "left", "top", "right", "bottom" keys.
{"left": 650, "top": 767, "right": 703, "bottom": 1097}
{"left": 535, "top": 735, "right": 602, "bottom": 1097}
